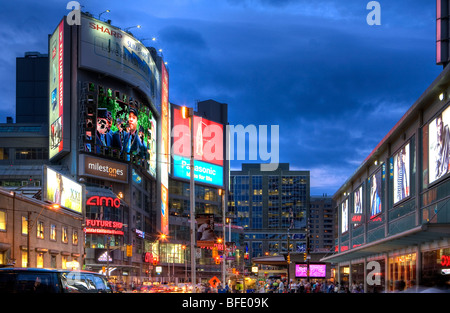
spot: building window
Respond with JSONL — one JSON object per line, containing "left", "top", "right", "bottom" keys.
{"left": 62, "top": 227, "right": 68, "bottom": 243}
{"left": 0, "top": 210, "right": 6, "bottom": 231}
{"left": 37, "top": 221, "right": 44, "bottom": 239}
{"left": 22, "top": 216, "right": 28, "bottom": 235}
{"left": 62, "top": 256, "right": 68, "bottom": 269}
{"left": 73, "top": 230, "right": 78, "bottom": 245}
{"left": 51, "top": 255, "right": 57, "bottom": 268}
{"left": 50, "top": 224, "right": 56, "bottom": 241}
{"left": 36, "top": 253, "right": 44, "bottom": 268}
{"left": 21, "top": 251, "right": 27, "bottom": 267}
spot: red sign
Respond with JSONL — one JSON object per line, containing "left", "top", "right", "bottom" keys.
{"left": 441, "top": 255, "right": 450, "bottom": 267}
{"left": 87, "top": 196, "right": 121, "bottom": 208}
{"left": 84, "top": 219, "right": 124, "bottom": 236}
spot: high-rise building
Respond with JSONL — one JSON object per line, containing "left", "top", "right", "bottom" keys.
{"left": 229, "top": 163, "right": 310, "bottom": 267}
{"left": 309, "top": 196, "right": 334, "bottom": 253}
{"left": 16, "top": 52, "right": 49, "bottom": 124}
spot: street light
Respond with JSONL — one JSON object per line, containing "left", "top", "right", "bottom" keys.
{"left": 98, "top": 9, "right": 110, "bottom": 20}
{"left": 181, "top": 106, "right": 196, "bottom": 287}
{"left": 124, "top": 25, "right": 141, "bottom": 32}
{"left": 218, "top": 188, "right": 226, "bottom": 286}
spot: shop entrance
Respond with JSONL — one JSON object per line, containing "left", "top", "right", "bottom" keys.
{"left": 388, "top": 253, "right": 416, "bottom": 292}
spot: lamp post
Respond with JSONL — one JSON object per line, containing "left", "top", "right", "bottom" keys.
{"left": 98, "top": 9, "right": 110, "bottom": 20}
{"left": 124, "top": 25, "right": 141, "bottom": 32}
{"left": 182, "top": 106, "right": 196, "bottom": 288}
{"left": 219, "top": 189, "right": 226, "bottom": 285}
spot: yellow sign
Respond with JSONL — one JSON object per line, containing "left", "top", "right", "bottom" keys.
{"left": 126, "top": 245, "right": 133, "bottom": 257}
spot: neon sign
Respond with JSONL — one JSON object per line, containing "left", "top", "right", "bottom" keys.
{"left": 86, "top": 196, "right": 121, "bottom": 208}
{"left": 84, "top": 219, "right": 124, "bottom": 236}
{"left": 441, "top": 255, "right": 450, "bottom": 267}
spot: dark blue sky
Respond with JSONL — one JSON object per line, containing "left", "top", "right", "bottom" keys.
{"left": 0, "top": 0, "right": 442, "bottom": 196}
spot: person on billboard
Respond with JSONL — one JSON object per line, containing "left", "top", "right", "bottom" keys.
{"left": 53, "top": 172, "right": 63, "bottom": 204}
{"left": 396, "top": 147, "right": 409, "bottom": 202}
{"left": 434, "top": 114, "right": 450, "bottom": 180}
{"left": 95, "top": 108, "right": 112, "bottom": 154}
{"left": 354, "top": 188, "right": 362, "bottom": 214}
{"left": 370, "top": 173, "right": 382, "bottom": 217}
{"left": 122, "top": 107, "right": 145, "bottom": 161}
{"left": 105, "top": 111, "right": 122, "bottom": 151}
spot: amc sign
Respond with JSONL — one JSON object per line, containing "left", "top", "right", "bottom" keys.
{"left": 87, "top": 196, "right": 121, "bottom": 208}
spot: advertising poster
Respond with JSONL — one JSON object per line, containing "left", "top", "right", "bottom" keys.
{"left": 369, "top": 170, "right": 382, "bottom": 219}
{"left": 393, "top": 143, "right": 410, "bottom": 204}
{"left": 49, "top": 19, "right": 65, "bottom": 159}
{"left": 44, "top": 166, "right": 83, "bottom": 214}
{"left": 428, "top": 106, "right": 450, "bottom": 184}
{"left": 197, "top": 214, "right": 217, "bottom": 247}
{"left": 341, "top": 199, "right": 348, "bottom": 234}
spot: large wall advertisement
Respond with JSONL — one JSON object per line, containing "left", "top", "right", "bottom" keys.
{"left": 393, "top": 143, "right": 410, "bottom": 204}
{"left": 172, "top": 107, "right": 224, "bottom": 187}
{"left": 428, "top": 106, "right": 450, "bottom": 185}
{"left": 369, "top": 169, "right": 383, "bottom": 219}
{"left": 160, "top": 62, "right": 170, "bottom": 235}
{"left": 79, "top": 15, "right": 159, "bottom": 104}
{"left": 43, "top": 166, "right": 84, "bottom": 215}
{"left": 82, "top": 82, "right": 157, "bottom": 178}
{"left": 49, "top": 18, "right": 70, "bottom": 160}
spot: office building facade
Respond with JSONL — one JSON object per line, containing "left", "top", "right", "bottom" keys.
{"left": 229, "top": 163, "right": 310, "bottom": 271}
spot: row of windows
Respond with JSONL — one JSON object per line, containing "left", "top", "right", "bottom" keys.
{"left": 0, "top": 250, "right": 78, "bottom": 269}
{"left": 0, "top": 211, "right": 79, "bottom": 245}
{"left": 0, "top": 148, "right": 49, "bottom": 160}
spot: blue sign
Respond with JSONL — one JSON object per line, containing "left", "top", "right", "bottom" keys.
{"left": 173, "top": 156, "right": 223, "bottom": 187}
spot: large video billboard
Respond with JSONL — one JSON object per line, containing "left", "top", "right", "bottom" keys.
{"left": 49, "top": 18, "right": 70, "bottom": 160}
{"left": 43, "top": 166, "right": 84, "bottom": 215}
{"left": 82, "top": 83, "right": 157, "bottom": 178}
{"left": 79, "top": 15, "right": 158, "bottom": 104}
{"left": 369, "top": 169, "right": 382, "bottom": 219}
{"left": 172, "top": 107, "right": 224, "bottom": 187}
{"left": 160, "top": 62, "right": 170, "bottom": 235}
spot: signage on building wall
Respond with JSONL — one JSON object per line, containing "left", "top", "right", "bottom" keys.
{"left": 350, "top": 213, "right": 365, "bottom": 224}
{"left": 86, "top": 196, "right": 121, "bottom": 208}
{"left": 84, "top": 219, "right": 124, "bottom": 235}
{"left": 79, "top": 154, "right": 128, "bottom": 183}
{"left": 160, "top": 61, "right": 170, "bottom": 236}
{"left": 95, "top": 249, "right": 113, "bottom": 263}
{"left": 441, "top": 255, "right": 450, "bottom": 267}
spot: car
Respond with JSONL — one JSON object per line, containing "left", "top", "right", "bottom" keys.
{"left": 0, "top": 267, "right": 112, "bottom": 293}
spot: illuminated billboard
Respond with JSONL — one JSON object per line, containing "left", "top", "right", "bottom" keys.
{"left": 173, "top": 156, "right": 224, "bottom": 186}
{"left": 295, "top": 263, "right": 326, "bottom": 278}
{"left": 196, "top": 214, "right": 217, "bottom": 247}
{"left": 172, "top": 108, "right": 224, "bottom": 167}
{"left": 172, "top": 107, "right": 224, "bottom": 187}
{"left": 160, "top": 62, "right": 170, "bottom": 235}
{"left": 79, "top": 15, "right": 158, "bottom": 104}
{"left": 82, "top": 83, "right": 157, "bottom": 178}
{"left": 393, "top": 143, "right": 410, "bottom": 204}
{"left": 369, "top": 169, "right": 382, "bottom": 219}
{"left": 428, "top": 106, "right": 450, "bottom": 184}
{"left": 43, "top": 166, "right": 84, "bottom": 215}
{"left": 341, "top": 199, "right": 348, "bottom": 234}
{"left": 49, "top": 18, "right": 70, "bottom": 160}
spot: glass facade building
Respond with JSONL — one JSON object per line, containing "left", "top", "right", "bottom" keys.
{"left": 229, "top": 163, "right": 310, "bottom": 264}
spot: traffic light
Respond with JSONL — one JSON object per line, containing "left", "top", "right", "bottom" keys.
{"left": 303, "top": 253, "right": 307, "bottom": 261}
{"left": 215, "top": 256, "right": 221, "bottom": 265}
{"left": 287, "top": 255, "right": 291, "bottom": 264}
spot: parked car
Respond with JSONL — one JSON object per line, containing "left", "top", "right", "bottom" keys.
{"left": 0, "top": 267, "right": 112, "bottom": 293}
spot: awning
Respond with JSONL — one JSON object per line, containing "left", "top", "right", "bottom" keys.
{"left": 252, "top": 255, "right": 287, "bottom": 266}
{"left": 320, "top": 223, "right": 450, "bottom": 264}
